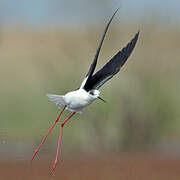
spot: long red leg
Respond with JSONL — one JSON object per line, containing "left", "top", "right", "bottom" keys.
{"left": 31, "top": 105, "right": 67, "bottom": 162}
{"left": 51, "top": 112, "right": 76, "bottom": 173}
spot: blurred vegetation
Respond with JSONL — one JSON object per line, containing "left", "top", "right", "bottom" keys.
{"left": 0, "top": 21, "right": 180, "bottom": 154}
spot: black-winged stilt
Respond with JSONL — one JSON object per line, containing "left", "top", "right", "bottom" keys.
{"left": 31, "top": 9, "right": 139, "bottom": 173}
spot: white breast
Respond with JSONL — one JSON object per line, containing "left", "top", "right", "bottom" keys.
{"left": 64, "top": 89, "right": 96, "bottom": 112}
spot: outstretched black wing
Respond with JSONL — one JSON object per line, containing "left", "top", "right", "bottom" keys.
{"left": 80, "top": 8, "right": 119, "bottom": 89}
{"left": 83, "top": 31, "right": 139, "bottom": 91}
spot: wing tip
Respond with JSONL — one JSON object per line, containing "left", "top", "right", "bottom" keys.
{"left": 114, "top": 7, "right": 120, "bottom": 16}
{"left": 134, "top": 31, "right": 140, "bottom": 41}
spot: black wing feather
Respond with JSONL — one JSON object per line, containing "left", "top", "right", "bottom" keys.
{"left": 84, "top": 31, "right": 139, "bottom": 91}
{"left": 84, "top": 9, "right": 119, "bottom": 85}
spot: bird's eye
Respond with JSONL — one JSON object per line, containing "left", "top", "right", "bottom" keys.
{"left": 89, "top": 91, "right": 94, "bottom": 95}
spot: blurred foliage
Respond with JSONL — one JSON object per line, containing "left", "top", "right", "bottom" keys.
{"left": 0, "top": 21, "right": 180, "bottom": 153}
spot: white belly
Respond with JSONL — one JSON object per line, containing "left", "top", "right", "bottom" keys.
{"left": 64, "top": 89, "right": 95, "bottom": 111}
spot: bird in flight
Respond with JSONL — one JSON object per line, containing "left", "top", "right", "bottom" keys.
{"left": 31, "top": 8, "right": 139, "bottom": 174}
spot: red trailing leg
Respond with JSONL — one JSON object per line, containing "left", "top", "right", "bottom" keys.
{"left": 51, "top": 112, "right": 76, "bottom": 174}
{"left": 31, "top": 106, "right": 66, "bottom": 162}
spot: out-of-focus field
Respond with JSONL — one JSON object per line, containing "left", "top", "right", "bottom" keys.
{"left": 1, "top": 153, "right": 180, "bottom": 180}
{"left": 1, "top": 24, "right": 180, "bottom": 149}
{"left": 0, "top": 22, "right": 180, "bottom": 179}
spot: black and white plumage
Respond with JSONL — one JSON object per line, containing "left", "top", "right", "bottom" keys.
{"left": 32, "top": 9, "right": 139, "bottom": 173}
{"left": 47, "top": 9, "right": 139, "bottom": 113}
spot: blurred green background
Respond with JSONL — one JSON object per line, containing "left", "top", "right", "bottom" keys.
{"left": 0, "top": 0, "right": 180, "bottom": 162}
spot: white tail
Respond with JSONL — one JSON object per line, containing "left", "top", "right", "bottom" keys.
{"left": 47, "top": 94, "right": 66, "bottom": 109}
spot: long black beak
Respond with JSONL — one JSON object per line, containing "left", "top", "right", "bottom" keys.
{"left": 98, "top": 96, "right": 106, "bottom": 103}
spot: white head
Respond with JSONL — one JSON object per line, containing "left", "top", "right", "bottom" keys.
{"left": 89, "top": 89, "right": 100, "bottom": 98}
{"left": 89, "top": 89, "right": 106, "bottom": 103}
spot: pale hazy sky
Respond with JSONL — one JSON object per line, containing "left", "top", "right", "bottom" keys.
{"left": 0, "top": 0, "right": 179, "bottom": 28}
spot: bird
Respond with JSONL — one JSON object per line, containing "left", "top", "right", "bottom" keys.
{"left": 31, "top": 8, "right": 139, "bottom": 174}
